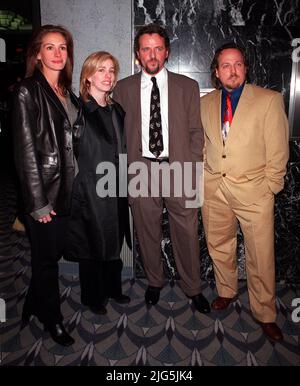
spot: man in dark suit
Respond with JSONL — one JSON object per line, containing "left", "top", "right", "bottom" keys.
{"left": 113, "top": 24, "right": 210, "bottom": 313}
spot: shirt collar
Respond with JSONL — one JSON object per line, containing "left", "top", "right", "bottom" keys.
{"left": 141, "top": 67, "right": 167, "bottom": 87}
{"left": 222, "top": 81, "right": 245, "bottom": 100}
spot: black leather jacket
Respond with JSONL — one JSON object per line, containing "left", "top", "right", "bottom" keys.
{"left": 13, "top": 69, "right": 84, "bottom": 216}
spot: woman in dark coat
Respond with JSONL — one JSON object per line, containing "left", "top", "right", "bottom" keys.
{"left": 13, "top": 25, "right": 84, "bottom": 346}
{"left": 65, "top": 51, "right": 131, "bottom": 314}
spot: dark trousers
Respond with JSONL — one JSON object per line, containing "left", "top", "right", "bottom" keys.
{"left": 79, "top": 259, "right": 123, "bottom": 307}
{"left": 23, "top": 215, "right": 68, "bottom": 327}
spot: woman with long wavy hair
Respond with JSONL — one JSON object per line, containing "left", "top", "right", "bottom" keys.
{"left": 13, "top": 25, "right": 84, "bottom": 346}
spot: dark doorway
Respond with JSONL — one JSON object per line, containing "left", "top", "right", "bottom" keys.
{"left": 0, "top": 0, "right": 40, "bottom": 174}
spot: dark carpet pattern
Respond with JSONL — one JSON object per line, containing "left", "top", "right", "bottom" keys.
{"left": 0, "top": 175, "right": 300, "bottom": 366}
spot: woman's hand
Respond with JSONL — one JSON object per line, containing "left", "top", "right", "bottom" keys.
{"left": 38, "top": 210, "right": 57, "bottom": 223}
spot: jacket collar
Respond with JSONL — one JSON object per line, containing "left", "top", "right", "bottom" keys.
{"left": 83, "top": 95, "right": 104, "bottom": 113}
{"left": 81, "top": 94, "right": 125, "bottom": 151}
{"left": 33, "top": 69, "right": 74, "bottom": 121}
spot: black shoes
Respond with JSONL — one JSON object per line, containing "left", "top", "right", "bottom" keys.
{"left": 190, "top": 293, "right": 211, "bottom": 314}
{"left": 44, "top": 323, "right": 75, "bottom": 347}
{"left": 89, "top": 305, "right": 107, "bottom": 315}
{"left": 111, "top": 294, "right": 131, "bottom": 304}
{"left": 21, "top": 308, "right": 33, "bottom": 324}
{"left": 144, "top": 287, "right": 210, "bottom": 313}
{"left": 20, "top": 310, "right": 34, "bottom": 329}
{"left": 21, "top": 306, "right": 74, "bottom": 346}
{"left": 83, "top": 294, "right": 131, "bottom": 315}
{"left": 145, "top": 286, "right": 161, "bottom": 305}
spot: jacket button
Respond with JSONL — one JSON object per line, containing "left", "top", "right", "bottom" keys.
{"left": 222, "top": 155, "right": 226, "bottom": 158}
{"left": 222, "top": 173, "right": 226, "bottom": 177}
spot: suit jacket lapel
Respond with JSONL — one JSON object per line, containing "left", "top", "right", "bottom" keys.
{"left": 129, "top": 73, "right": 142, "bottom": 143}
{"left": 227, "top": 83, "right": 254, "bottom": 144}
{"left": 209, "top": 90, "right": 223, "bottom": 147}
{"left": 168, "top": 70, "right": 183, "bottom": 136}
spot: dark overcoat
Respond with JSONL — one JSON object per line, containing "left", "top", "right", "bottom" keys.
{"left": 65, "top": 97, "right": 131, "bottom": 262}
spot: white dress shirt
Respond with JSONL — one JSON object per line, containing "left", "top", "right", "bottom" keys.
{"left": 141, "top": 67, "right": 169, "bottom": 158}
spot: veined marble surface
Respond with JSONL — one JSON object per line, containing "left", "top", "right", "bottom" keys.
{"left": 135, "top": 0, "right": 300, "bottom": 103}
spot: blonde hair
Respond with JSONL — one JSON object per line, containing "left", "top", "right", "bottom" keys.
{"left": 80, "top": 51, "right": 120, "bottom": 103}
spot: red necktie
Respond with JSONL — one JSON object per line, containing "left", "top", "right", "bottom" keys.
{"left": 222, "top": 94, "right": 232, "bottom": 142}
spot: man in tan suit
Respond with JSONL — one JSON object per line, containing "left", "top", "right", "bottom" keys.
{"left": 113, "top": 24, "right": 210, "bottom": 313}
{"left": 201, "top": 42, "right": 289, "bottom": 341}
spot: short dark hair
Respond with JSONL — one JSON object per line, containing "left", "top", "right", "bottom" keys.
{"left": 210, "top": 42, "right": 250, "bottom": 89}
{"left": 134, "top": 23, "right": 170, "bottom": 62}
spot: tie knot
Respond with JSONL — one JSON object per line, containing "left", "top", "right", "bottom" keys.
{"left": 151, "top": 77, "right": 157, "bottom": 86}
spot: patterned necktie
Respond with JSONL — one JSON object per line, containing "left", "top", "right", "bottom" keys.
{"left": 222, "top": 93, "right": 232, "bottom": 142}
{"left": 149, "top": 76, "right": 163, "bottom": 158}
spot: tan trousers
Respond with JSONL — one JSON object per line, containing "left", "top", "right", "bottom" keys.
{"left": 201, "top": 182, "right": 276, "bottom": 322}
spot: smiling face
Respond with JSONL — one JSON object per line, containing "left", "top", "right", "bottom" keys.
{"left": 215, "top": 48, "right": 247, "bottom": 91}
{"left": 88, "top": 58, "right": 116, "bottom": 97}
{"left": 136, "top": 33, "right": 169, "bottom": 75}
{"left": 37, "top": 32, "right": 68, "bottom": 74}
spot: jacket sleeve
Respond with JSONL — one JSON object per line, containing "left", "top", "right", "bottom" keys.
{"left": 188, "top": 81, "right": 204, "bottom": 162}
{"left": 264, "top": 92, "right": 289, "bottom": 194}
{"left": 112, "top": 83, "right": 123, "bottom": 106}
{"left": 13, "top": 84, "right": 50, "bottom": 214}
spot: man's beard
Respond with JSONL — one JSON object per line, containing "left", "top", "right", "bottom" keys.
{"left": 224, "top": 75, "right": 242, "bottom": 90}
{"left": 143, "top": 60, "right": 160, "bottom": 75}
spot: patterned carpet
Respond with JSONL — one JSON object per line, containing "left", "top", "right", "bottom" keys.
{"left": 0, "top": 172, "right": 300, "bottom": 366}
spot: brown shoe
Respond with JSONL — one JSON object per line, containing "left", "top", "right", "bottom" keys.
{"left": 261, "top": 322, "right": 283, "bottom": 342}
{"left": 211, "top": 296, "right": 234, "bottom": 310}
